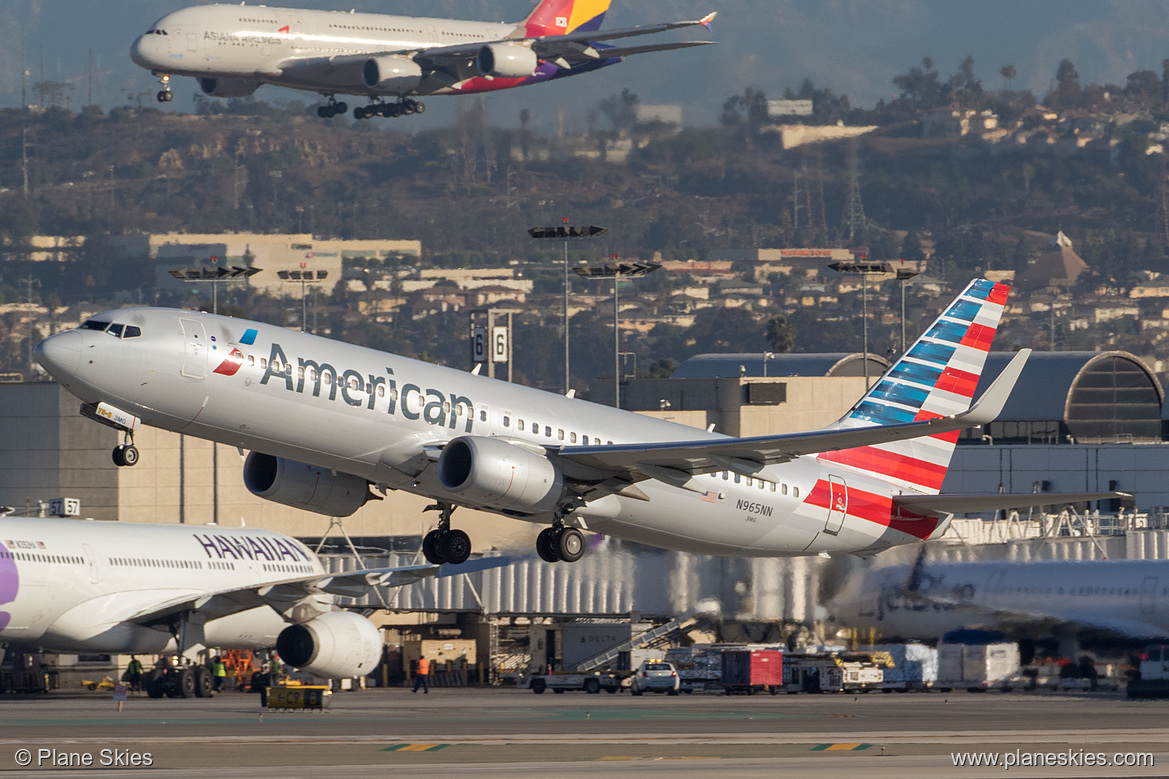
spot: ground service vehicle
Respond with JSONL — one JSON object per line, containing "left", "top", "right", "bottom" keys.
{"left": 631, "top": 661, "right": 680, "bottom": 695}
{"left": 1127, "top": 645, "right": 1169, "bottom": 699}
{"left": 721, "top": 649, "right": 782, "bottom": 695}
{"left": 523, "top": 671, "right": 622, "bottom": 694}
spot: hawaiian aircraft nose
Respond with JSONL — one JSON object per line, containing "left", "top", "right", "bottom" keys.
{"left": 34, "top": 330, "right": 82, "bottom": 379}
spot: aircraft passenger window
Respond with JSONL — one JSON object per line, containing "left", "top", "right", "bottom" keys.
{"left": 261, "top": 358, "right": 268, "bottom": 369}
{"left": 503, "top": 416, "right": 510, "bottom": 427}
{"left": 480, "top": 410, "right": 487, "bottom": 422}
{"left": 558, "top": 429, "right": 565, "bottom": 440}
{"left": 545, "top": 426, "right": 552, "bottom": 437}
{"left": 518, "top": 420, "right": 525, "bottom": 431}
{"left": 793, "top": 487, "right": 800, "bottom": 498}
{"left": 746, "top": 478, "right": 753, "bottom": 487}
{"left": 376, "top": 386, "right": 385, "bottom": 397}
{"left": 769, "top": 483, "right": 776, "bottom": 492}
{"left": 758, "top": 481, "right": 765, "bottom": 490}
{"left": 123, "top": 325, "right": 142, "bottom": 338}
{"left": 734, "top": 474, "right": 741, "bottom": 484}
{"left": 248, "top": 355, "right": 255, "bottom": 366}
{"left": 442, "top": 401, "right": 451, "bottom": 414}
{"left": 570, "top": 432, "right": 577, "bottom": 443}
{"left": 582, "top": 436, "right": 589, "bottom": 445}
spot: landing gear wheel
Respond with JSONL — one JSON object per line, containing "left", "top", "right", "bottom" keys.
{"left": 422, "top": 530, "right": 447, "bottom": 565}
{"left": 145, "top": 670, "right": 166, "bottom": 699}
{"left": 335, "top": 101, "right": 348, "bottom": 115}
{"left": 555, "top": 528, "right": 585, "bottom": 563}
{"left": 415, "top": 102, "right": 425, "bottom": 114}
{"left": 317, "top": 106, "right": 329, "bottom": 118}
{"left": 157, "top": 90, "right": 171, "bottom": 103}
{"left": 536, "top": 528, "right": 561, "bottom": 563}
{"left": 112, "top": 443, "right": 139, "bottom": 467}
{"left": 193, "top": 666, "right": 213, "bottom": 698}
{"left": 442, "top": 529, "right": 472, "bottom": 565}
{"left": 385, "top": 103, "right": 401, "bottom": 118}
{"left": 353, "top": 106, "right": 367, "bottom": 120}
{"left": 402, "top": 100, "right": 417, "bottom": 115}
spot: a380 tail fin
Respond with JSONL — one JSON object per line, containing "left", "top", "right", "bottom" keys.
{"left": 819, "top": 278, "right": 1011, "bottom": 494}
{"left": 521, "top": 0, "right": 611, "bottom": 36}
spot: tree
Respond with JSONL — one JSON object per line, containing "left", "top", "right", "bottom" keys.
{"left": 1048, "top": 59, "right": 1080, "bottom": 110}
{"left": 598, "top": 88, "right": 639, "bottom": 135}
{"left": 721, "top": 86, "right": 769, "bottom": 139}
{"left": 892, "top": 57, "right": 946, "bottom": 108}
{"left": 765, "top": 316, "right": 795, "bottom": 353}
{"left": 949, "top": 55, "right": 985, "bottom": 109}
{"left": 1000, "top": 64, "right": 1016, "bottom": 92}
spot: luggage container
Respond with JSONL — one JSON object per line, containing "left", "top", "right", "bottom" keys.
{"left": 936, "top": 642, "right": 1021, "bottom": 692}
{"left": 721, "top": 650, "right": 783, "bottom": 695}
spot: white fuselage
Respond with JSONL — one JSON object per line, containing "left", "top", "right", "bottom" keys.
{"left": 35, "top": 308, "right": 943, "bottom": 557}
{"left": 831, "top": 559, "right": 1169, "bottom": 640}
{"left": 0, "top": 516, "right": 324, "bottom": 654}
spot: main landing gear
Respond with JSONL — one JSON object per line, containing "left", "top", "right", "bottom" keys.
{"left": 421, "top": 502, "right": 471, "bottom": 565}
{"left": 536, "top": 505, "right": 586, "bottom": 565}
{"left": 112, "top": 432, "right": 139, "bottom": 467}
{"left": 317, "top": 95, "right": 348, "bottom": 118}
{"left": 154, "top": 72, "right": 174, "bottom": 103}
{"left": 351, "top": 98, "right": 425, "bottom": 120}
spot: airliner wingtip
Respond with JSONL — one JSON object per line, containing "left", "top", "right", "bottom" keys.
{"left": 962, "top": 348, "right": 1030, "bottom": 425}
{"left": 699, "top": 11, "right": 717, "bottom": 29}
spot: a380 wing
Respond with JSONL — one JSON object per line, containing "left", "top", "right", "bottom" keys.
{"left": 558, "top": 350, "right": 1029, "bottom": 482}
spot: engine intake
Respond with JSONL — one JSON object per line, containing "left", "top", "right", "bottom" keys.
{"left": 362, "top": 56, "right": 423, "bottom": 92}
{"left": 243, "top": 452, "right": 370, "bottom": 517}
{"left": 276, "top": 612, "right": 382, "bottom": 679}
{"left": 475, "top": 44, "right": 538, "bottom": 79}
{"left": 438, "top": 436, "right": 563, "bottom": 514}
{"left": 198, "top": 77, "right": 260, "bottom": 98}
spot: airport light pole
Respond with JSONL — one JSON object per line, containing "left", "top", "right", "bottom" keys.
{"left": 277, "top": 267, "right": 329, "bottom": 332}
{"left": 575, "top": 257, "right": 660, "bottom": 409}
{"left": 896, "top": 266, "right": 921, "bottom": 355}
{"left": 168, "top": 259, "right": 262, "bottom": 315}
{"left": 828, "top": 260, "right": 891, "bottom": 387}
{"left": 528, "top": 222, "right": 607, "bottom": 395}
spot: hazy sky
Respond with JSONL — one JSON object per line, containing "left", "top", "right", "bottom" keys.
{"left": 4, "top": 1, "right": 1169, "bottom": 129}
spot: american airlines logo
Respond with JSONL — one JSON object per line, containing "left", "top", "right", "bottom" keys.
{"left": 258, "top": 342, "right": 476, "bottom": 433}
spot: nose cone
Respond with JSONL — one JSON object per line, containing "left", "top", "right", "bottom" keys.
{"left": 130, "top": 35, "right": 159, "bottom": 69}
{"left": 34, "top": 330, "right": 82, "bottom": 381}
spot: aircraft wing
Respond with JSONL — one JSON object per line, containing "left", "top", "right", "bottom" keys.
{"left": 125, "top": 555, "right": 515, "bottom": 627}
{"left": 558, "top": 350, "right": 1028, "bottom": 483}
{"left": 894, "top": 492, "right": 1132, "bottom": 516}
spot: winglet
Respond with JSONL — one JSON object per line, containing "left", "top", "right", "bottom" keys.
{"left": 957, "top": 348, "right": 1030, "bottom": 426}
{"left": 699, "top": 11, "right": 717, "bottom": 29}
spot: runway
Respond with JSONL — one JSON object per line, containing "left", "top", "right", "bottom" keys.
{"left": 0, "top": 687, "right": 1166, "bottom": 777}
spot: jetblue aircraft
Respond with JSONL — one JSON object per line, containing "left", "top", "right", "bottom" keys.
{"left": 831, "top": 556, "right": 1165, "bottom": 642}
{"left": 0, "top": 514, "right": 504, "bottom": 696}
{"left": 34, "top": 279, "right": 1117, "bottom": 566}
{"left": 130, "top": 0, "right": 716, "bottom": 119}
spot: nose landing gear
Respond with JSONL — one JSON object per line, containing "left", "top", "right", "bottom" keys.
{"left": 154, "top": 73, "right": 174, "bottom": 103}
{"left": 112, "top": 432, "right": 139, "bottom": 467}
{"left": 421, "top": 502, "right": 472, "bottom": 565}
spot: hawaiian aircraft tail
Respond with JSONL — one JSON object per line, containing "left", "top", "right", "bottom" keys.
{"left": 521, "top": 0, "right": 611, "bottom": 36}
{"left": 819, "top": 278, "right": 1011, "bottom": 495}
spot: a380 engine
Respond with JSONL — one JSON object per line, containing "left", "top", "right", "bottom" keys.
{"left": 198, "top": 77, "right": 261, "bottom": 98}
{"left": 438, "top": 436, "right": 563, "bottom": 514}
{"left": 362, "top": 56, "right": 423, "bottom": 92}
{"left": 243, "top": 452, "right": 370, "bottom": 517}
{"left": 475, "top": 44, "right": 538, "bottom": 78}
{"left": 275, "top": 612, "right": 382, "bottom": 679}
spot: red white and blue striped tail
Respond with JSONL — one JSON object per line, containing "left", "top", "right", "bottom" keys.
{"left": 819, "top": 278, "right": 1010, "bottom": 494}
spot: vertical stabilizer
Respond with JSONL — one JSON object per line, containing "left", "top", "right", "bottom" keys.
{"left": 818, "top": 279, "right": 1011, "bottom": 494}
{"left": 521, "top": 0, "right": 611, "bottom": 36}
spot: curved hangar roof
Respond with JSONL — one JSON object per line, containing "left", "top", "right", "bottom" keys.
{"left": 673, "top": 352, "right": 890, "bottom": 379}
{"left": 972, "top": 351, "right": 1163, "bottom": 442}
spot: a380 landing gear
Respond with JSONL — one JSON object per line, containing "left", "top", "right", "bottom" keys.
{"left": 112, "top": 432, "right": 139, "bottom": 467}
{"left": 351, "top": 98, "right": 425, "bottom": 120}
{"left": 421, "top": 502, "right": 471, "bottom": 565}
{"left": 154, "top": 72, "right": 174, "bottom": 103}
{"left": 316, "top": 95, "right": 348, "bottom": 119}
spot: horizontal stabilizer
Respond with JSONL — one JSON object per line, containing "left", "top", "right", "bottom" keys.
{"left": 895, "top": 491, "right": 1132, "bottom": 516}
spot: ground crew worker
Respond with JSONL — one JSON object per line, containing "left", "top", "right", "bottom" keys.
{"left": 413, "top": 655, "right": 430, "bottom": 694}
{"left": 212, "top": 656, "right": 228, "bottom": 692}
{"left": 126, "top": 656, "right": 143, "bottom": 692}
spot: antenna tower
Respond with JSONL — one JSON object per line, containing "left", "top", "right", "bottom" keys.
{"left": 841, "top": 140, "right": 867, "bottom": 242}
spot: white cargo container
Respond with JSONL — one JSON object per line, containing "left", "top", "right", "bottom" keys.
{"left": 867, "top": 643, "right": 938, "bottom": 690}
{"left": 936, "top": 643, "right": 1021, "bottom": 692}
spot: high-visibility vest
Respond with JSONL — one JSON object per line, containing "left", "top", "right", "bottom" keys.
{"left": 417, "top": 658, "right": 430, "bottom": 675}
{"left": 213, "top": 661, "right": 227, "bottom": 677}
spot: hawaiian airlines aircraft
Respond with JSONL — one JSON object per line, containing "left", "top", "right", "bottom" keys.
{"left": 0, "top": 514, "right": 505, "bottom": 696}
{"left": 129, "top": 0, "right": 716, "bottom": 119}
{"left": 34, "top": 279, "right": 1118, "bottom": 566}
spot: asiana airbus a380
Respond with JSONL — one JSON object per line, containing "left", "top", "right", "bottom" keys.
{"left": 130, "top": 0, "right": 715, "bottom": 119}
{"left": 34, "top": 279, "right": 1120, "bottom": 566}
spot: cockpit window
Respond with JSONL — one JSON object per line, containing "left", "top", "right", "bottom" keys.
{"left": 107, "top": 323, "right": 124, "bottom": 338}
{"left": 124, "top": 325, "right": 142, "bottom": 338}
{"left": 80, "top": 319, "right": 112, "bottom": 331}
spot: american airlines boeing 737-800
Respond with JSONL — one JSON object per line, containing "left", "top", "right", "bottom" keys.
{"left": 34, "top": 280, "right": 1120, "bottom": 566}
{"left": 130, "top": 0, "right": 716, "bottom": 118}
{"left": 0, "top": 514, "right": 506, "bottom": 697}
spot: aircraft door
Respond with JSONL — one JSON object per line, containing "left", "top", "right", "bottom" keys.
{"left": 824, "top": 475, "right": 847, "bottom": 535}
{"left": 1140, "top": 576, "right": 1158, "bottom": 616}
{"left": 179, "top": 319, "right": 208, "bottom": 379}
{"left": 187, "top": 32, "right": 198, "bottom": 53}
{"left": 984, "top": 570, "right": 1006, "bottom": 608}
{"left": 81, "top": 544, "right": 99, "bottom": 585}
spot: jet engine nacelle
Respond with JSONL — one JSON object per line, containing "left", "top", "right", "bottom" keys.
{"left": 438, "top": 435, "right": 563, "bottom": 514}
{"left": 198, "top": 77, "right": 261, "bottom": 98}
{"left": 243, "top": 452, "right": 370, "bottom": 517}
{"left": 275, "top": 612, "right": 382, "bottom": 679}
{"left": 475, "top": 43, "right": 538, "bottom": 79}
{"left": 362, "top": 56, "right": 423, "bottom": 92}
